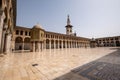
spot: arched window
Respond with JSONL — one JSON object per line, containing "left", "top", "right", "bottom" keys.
{"left": 24, "top": 37, "right": 30, "bottom": 43}
{"left": 16, "top": 30, "right": 19, "bottom": 35}
{"left": 15, "top": 37, "right": 23, "bottom": 43}
{"left": 24, "top": 37, "right": 30, "bottom": 50}
{"left": 20, "top": 31, "right": 23, "bottom": 35}
{"left": 15, "top": 37, "right": 23, "bottom": 50}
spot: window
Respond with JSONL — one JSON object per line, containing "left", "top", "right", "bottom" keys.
{"left": 115, "top": 37, "right": 118, "bottom": 40}
{"left": 25, "top": 31, "right": 27, "bottom": 35}
{"left": 16, "top": 30, "right": 19, "bottom": 35}
{"left": 20, "top": 31, "right": 23, "bottom": 35}
{"left": 29, "top": 32, "right": 30, "bottom": 36}
{"left": 46, "top": 34, "right": 47, "bottom": 38}
{"left": 0, "top": 0, "right": 2, "bottom": 8}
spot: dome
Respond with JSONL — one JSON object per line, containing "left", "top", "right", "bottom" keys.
{"left": 33, "top": 23, "right": 43, "bottom": 29}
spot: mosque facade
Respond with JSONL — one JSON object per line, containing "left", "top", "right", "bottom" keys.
{"left": 0, "top": 0, "right": 120, "bottom": 54}
{"left": 12, "top": 16, "right": 90, "bottom": 52}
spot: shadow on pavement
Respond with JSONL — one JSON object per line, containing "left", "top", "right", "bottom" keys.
{"left": 54, "top": 48, "right": 120, "bottom": 80}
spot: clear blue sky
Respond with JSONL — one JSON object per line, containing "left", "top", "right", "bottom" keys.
{"left": 17, "top": 0, "right": 120, "bottom": 38}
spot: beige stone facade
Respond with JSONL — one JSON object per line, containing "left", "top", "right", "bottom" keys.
{"left": 12, "top": 26, "right": 31, "bottom": 51}
{"left": 96, "top": 36, "right": 120, "bottom": 47}
{"left": 0, "top": 0, "right": 16, "bottom": 54}
{"left": 1, "top": 0, "right": 119, "bottom": 54}
{"left": 12, "top": 16, "right": 120, "bottom": 52}
{"left": 13, "top": 25, "right": 120, "bottom": 52}
{"left": 12, "top": 18, "right": 91, "bottom": 52}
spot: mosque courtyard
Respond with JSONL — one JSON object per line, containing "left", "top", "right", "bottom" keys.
{"left": 0, "top": 47, "right": 120, "bottom": 80}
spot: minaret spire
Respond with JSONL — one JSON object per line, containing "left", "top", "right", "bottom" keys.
{"left": 65, "top": 15, "right": 73, "bottom": 35}
{"left": 67, "top": 14, "right": 71, "bottom": 25}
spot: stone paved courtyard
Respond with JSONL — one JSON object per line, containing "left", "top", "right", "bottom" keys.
{"left": 0, "top": 47, "right": 119, "bottom": 80}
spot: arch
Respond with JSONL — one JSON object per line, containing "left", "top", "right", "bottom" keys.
{"left": 103, "top": 42, "right": 106, "bottom": 47}
{"left": 107, "top": 41, "right": 109, "bottom": 46}
{"left": 79, "top": 42, "right": 81, "bottom": 48}
{"left": 59, "top": 40, "right": 62, "bottom": 48}
{"left": 116, "top": 41, "right": 120, "bottom": 47}
{"left": 73, "top": 42, "right": 75, "bottom": 48}
{"left": 15, "top": 37, "right": 23, "bottom": 43}
{"left": 55, "top": 40, "right": 58, "bottom": 49}
{"left": 24, "top": 37, "right": 30, "bottom": 43}
{"left": 63, "top": 41, "right": 65, "bottom": 48}
{"left": 15, "top": 37, "right": 23, "bottom": 50}
{"left": 24, "top": 37, "right": 30, "bottom": 50}
{"left": 111, "top": 41, "right": 114, "bottom": 47}
{"left": 77, "top": 42, "right": 79, "bottom": 48}
{"left": 46, "top": 39, "right": 49, "bottom": 49}
{"left": 51, "top": 40, "right": 54, "bottom": 49}
{"left": 74, "top": 42, "right": 76, "bottom": 48}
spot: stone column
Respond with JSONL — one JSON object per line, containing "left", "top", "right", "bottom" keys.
{"left": 61, "top": 40, "right": 63, "bottom": 49}
{"left": 32, "top": 42, "right": 35, "bottom": 52}
{"left": 114, "top": 40, "right": 116, "bottom": 47}
{"left": 80, "top": 43, "right": 81, "bottom": 48}
{"left": 76, "top": 42, "right": 77, "bottom": 48}
{"left": 37, "top": 42, "right": 40, "bottom": 52}
{"left": 44, "top": 40, "right": 46, "bottom": 49}
{"left": 42, "top": 42, "right": 44, "bottom": 51}
{"left": 54, "top": 40, "right": 55, "bottom": 49}
{"left": 72, "top": 42, "right": 75, "bottom": 48}
{"left": 55, "top": 41, "right": 58, "bottom": 49}
{"left": 68, "top": 42, "right": 71, "bottom": 48}
{"left": 70, "top": 42, "right": 74, "bottom": 48}
{"left": 80, "top": 43, "right": 81, "bottom": 47}
{"left": 58, "top": 40, "right": 59, "bottom": 49}
{"left": 11, "top": 39, "right": 15, "bottom": 52}
{"left": 65, "top": 41, "right": 67, "bottom": 48}
{"left": 1, "top": 30, "right": 5, "bottom": 53}
{"left": 68, "top": 41, "right": 69, "bottom": 48}
{"left": 71, "top": 42, "right": 72, "bottom": 48}
{"left": 22, "top": 40, "right": 24, "bottom": 51}
{"left": 30, "top": 42, "right": 32, "bottom": 52}
{"left": 73, "top": 42, "right": 74, "bottom": 48}
{"left": 81, "top": 43, "right": 83, "bottom": 47}
{"left": 5, "top": 34, "right": 12, "bottom": 53}
{"left": 0, "top": 10, "right": 5, "bottom": 54}
{"left": 74, "top": 42, "right": 75, "bottom": 48}
{"left": 79, "top": 43, "right": 80, "bottom": 47}
{"left": 49, "top": 40, "right": 51, "bottom": 49}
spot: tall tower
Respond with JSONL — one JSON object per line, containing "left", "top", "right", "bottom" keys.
{"left": 65, "top": 15, "right": 73, "bottom": 35}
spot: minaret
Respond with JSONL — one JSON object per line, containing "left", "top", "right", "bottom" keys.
{"left": 65, "top": 15, "right": 73, "bottom": 35}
